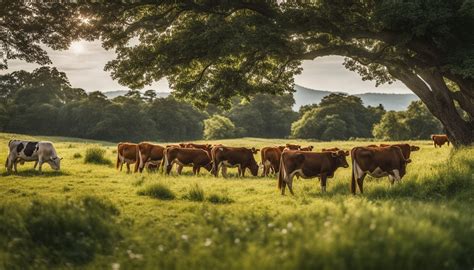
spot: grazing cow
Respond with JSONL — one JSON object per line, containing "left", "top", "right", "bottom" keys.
{"left": 322, "top": 147, "right": 340, "bottom": 152}
{"left": 164, "top": 147, "right": 212, "bottom": 175}
{"left": 285, "top": 143, "right": 301, "bottom": 150}
{"left": 379, "top": 143, "right": 420, "bottom": 159}
{"left": 6, "top": 140, "right": 62, "bottom": 173}
{"left": 278, "top": 150, "right": 349, "bottom": 195}
{"left": 117, "top": 142, "right": 138, "bottom": 173}
{"left": 431, "top": 134, "right": 450, "bottom": 147}
{"left": 351, "top": 146, "right": 411, "bottom": 194}
{"left": 260, "top": 146, "right": 285, "bottom": 176}
{"left": 300, "top": 146, "right": 314, "bottom": 151}
{"left": 211, "top": 146, "right": 259, "bottom": 177}
{"left": 135, "top": 142, "right": 165, "bottom": 173}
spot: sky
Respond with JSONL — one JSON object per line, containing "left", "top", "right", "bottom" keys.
{"left": 2, "top": 40, "right": 412, "bottom": 94}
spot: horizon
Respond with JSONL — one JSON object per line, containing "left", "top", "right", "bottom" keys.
{"left": 1, "top": 40, "right": 413, "bottom": 95}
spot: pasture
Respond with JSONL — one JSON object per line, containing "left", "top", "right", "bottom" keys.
{"left": 0, "top": 132, "right": 473, "bottom": 270}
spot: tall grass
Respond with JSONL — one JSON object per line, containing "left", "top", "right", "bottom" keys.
{"left": 84, "top": 147, "right": 112, "bottom": 165}
{"left": 137, "top": 183, "right": 175, "bottom": 200}
{"left": 0, "top": 196, "right": 121, "bottom": 269}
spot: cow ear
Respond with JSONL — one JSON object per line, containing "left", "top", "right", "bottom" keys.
{"left": 406, "top": 159, "right": 412, "bottom": 163}
{"left": 60, "top": 157, "right": 63, "bottom": 160}
{"left": 345, "top": 151, "right": 349, "bottom": 156}
{"left": 331, "top": 152, "right": 338, "bottom": 157}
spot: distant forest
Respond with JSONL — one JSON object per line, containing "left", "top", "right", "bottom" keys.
{"left": 0, "top": 67, "right": 442, "bottom": 142}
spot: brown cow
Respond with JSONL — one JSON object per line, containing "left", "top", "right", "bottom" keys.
{"left": 300, "top": 146, "right": 314, "bottom": 151}
{"left": 285, "top": 143, "right": 301, "bottom": 150}
{"left": 322, "top": 147, "right": 340, "bottom": 152}
{"left": 116, "top": 143, "right": 138, "bottom": 173}
{"left": 211, "top": 146, "right": 259, "bottom": 177}
{"left": 260, "top": 146, "right": 285, "bottom": 176}
{"left": 164, "top": 147, "right": 212, "bottom": 175}
{"left": 431, "top": 134, "right": 450, "bottom": 147}
{"left": 351, "top": 146, "right": 411, "bottom": 194}
{"left": 278, "top": 150, "right": 349, "bottom": 195}
{"left": 379, "top": 143, "right": 420, "bottom": 159}
{"left": 135, "top": 142, "right": 165, "bottom": 173}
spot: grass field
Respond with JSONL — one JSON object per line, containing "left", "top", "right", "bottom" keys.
{"left": 0, "top": 132, "right": 473, "bottom": 270}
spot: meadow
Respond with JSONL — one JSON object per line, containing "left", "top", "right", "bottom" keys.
{"left": 0, "top": 132, "right": 473, "bottom": 270}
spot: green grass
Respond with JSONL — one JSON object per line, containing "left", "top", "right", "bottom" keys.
{"left": 0, "top": 132, "right": 473, "bottom": 269}
{"left": 137, "top": 183, "right": 176, "bottom": 200}
{"left": 84, "top": 147, "right": 112, "bottom": 165}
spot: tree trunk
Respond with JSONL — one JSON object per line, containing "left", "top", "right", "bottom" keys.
{"left": 390, "top": 68, "right": 474, "bottom": 147}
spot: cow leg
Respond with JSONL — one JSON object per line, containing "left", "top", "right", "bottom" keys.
{"left": 126, "top": 163, "right": 131, "bottom": 173}
{"left": 287, "top": 176, "right": 295, "bottom": 195}
{"left": 33, "top": 160, "right": 38, "bottom": 169}
{"left": 241, "top": 166, "right": 245, "bottom": 177}
{"left": 281, "top": 180, "right": 287, "bottom": 195}
{"left": 192, "top": 166, "right": 199, "bottom": 175}
{"left": 38, "top": 158, "right": 44, "bottom": 172}
{"left": 320, "top": 174, "right": 328, "bottom": 192}
{"left": 13, "top": 160, "right": 18, "bottom": 173}
{"left": 388, "top": 174, "right": 395, "bottom": 186}
{"left": 177, "top": 164, "right": 183, "bottom": 175}
{"left": 222, "top": 165, "right": 228, "bottom": 178}
{"left": 357, "top": 174, "right": 366, "bottom": 194}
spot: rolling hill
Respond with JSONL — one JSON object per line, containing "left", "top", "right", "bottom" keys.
{"left": 103, "top": 85, "right": 419, "bottom": 111}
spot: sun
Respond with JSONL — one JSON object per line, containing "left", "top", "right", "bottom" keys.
{"left": 70, "top": 42, "right": 85, "bottom": 55}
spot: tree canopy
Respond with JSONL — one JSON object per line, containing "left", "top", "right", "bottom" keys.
{"left": 2, "top": 0, "right": 473, "bottom": 145}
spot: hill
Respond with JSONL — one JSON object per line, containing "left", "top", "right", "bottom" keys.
{"left": 103, "top": 86, "right": 419, "bottom": 111}
{"left": 293, "top": 84, "right": 418, "bottom": 111}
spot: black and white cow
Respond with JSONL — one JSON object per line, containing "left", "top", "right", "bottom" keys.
{"left": 6, "top": 140, "right": 62, "bottom": 173}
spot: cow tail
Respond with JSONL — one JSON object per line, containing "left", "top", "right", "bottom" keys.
{"left": 350, "top": 148, "right": 357, "bottom": 194}
{"left": 134, "top": 147, "right": 141, "bottom": 173}
{"left": 116, "top": 147, "right": 121, "bottom": 169}
{"left": 278, "top": 155, "right": 285, "bottom": 190}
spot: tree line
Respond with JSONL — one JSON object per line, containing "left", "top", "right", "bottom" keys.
{"left": 0, "top": 67, "right": 441, "bottom": 142}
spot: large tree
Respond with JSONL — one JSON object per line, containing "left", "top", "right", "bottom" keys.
{"left": 78, "top": 0, "right": 472, "bottom": 146}
{"left": 3, "top": 1, "right": 473, "bottom": 145}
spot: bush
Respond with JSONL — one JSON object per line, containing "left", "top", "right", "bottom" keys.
{"left": 0, "top": 196, "right": 121, "bottom": 268}
{"left": 203, "top": 115, "right": 236, "bottom": 139}
{"left": 207, "top": 193, "right": 233, "bottom": 204}
{"left": 84, "top": 147, "right": 112, "bottom": 165}
{"left": 184, "top": 184, "right": 205, "bottom": 202}
{"left": 137, "top": 183, "right": 175, "bottom": 200}
{"left": 73, "top": 152, "right": 82, "bottom": 159}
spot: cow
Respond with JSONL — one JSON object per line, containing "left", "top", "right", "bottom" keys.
{"left": 136, "top": 142, "right": 165, "bottom": 173}
{"left": 278, "top": 150, "right": 349, "bottom": 195}
{"left": 351, "top": 146, "right": 412, "bottom": 194}
{"left": 6, "top": 140, "right": 62, "bottom": 173}
{"left": 322, "top": 147, "right": 340, "bottom": 152}
{"left": 300, "top": 146, "right": 314, "bottom": 151}
{"left": 260, "top": 146, "right": 285, "bottom": 176}
{"left": 431, "top": 134, "right": 450, "bottom": 147}
{"left": 117, "top": 142, "right": 138, "bottom": 173}
{"left": 285, "top": 143, "right": 301, "bottom": 150}
{"left": 164, "top": 147, "right": 212, "bottom": 175}
{"left": 379, "top": 143, "right": 420, "bottom": 159}
{"left": 211, "top": 146, "right": 259, "bottom": 177}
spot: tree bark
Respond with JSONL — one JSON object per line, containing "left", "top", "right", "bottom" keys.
{"left": 389, "top": 67, "right": 473, "bottom": 147}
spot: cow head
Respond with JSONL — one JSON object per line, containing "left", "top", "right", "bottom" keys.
{"left": 251, "top": 147, "right": 260, "bottom": 154}
{"left": 48, "top": 156, "right": 62, "bottom": 170}
{"left": 331, "top": 150, "right": 349, "bottom": 168}
{"left": 285, "top": 144, "right": 301, "bottom": 150}
{"left": 410, "top": 145, "right": 420, "bottom": 151}
{"left": 204, "top": 161, "right": 213, "bottom": 172}
{"left": 249, "top": 159, "right": 259, "bottom": 176}
{"left": 399, "top": 158, "right": 412, "bottom": 179}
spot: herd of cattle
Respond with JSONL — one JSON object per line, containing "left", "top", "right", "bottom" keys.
{"left": 5, "top": 134, "right": 451, "bottom": 195}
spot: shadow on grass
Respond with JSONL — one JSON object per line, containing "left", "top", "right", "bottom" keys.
{"left": 1, "top": 169, "right": 70, "bottom": 178}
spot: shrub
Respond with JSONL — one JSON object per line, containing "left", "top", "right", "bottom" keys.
{"left": 207, "top": 193, "right": 233, "bottom": 204}
{"left": 84, "top": 147, "right": 112, "bottom": 165}
{"left": 73, "top": 152, "right": 82, "bottom": 159}
{"left": 137, "top": 183, "right": 175, "bottom": 200}
{"left": 203, "top": 115, "right": 236, "bottom": 139}
{"left": 0, "top": 196, "right": 121, "bottom": 268}
{"left": 184, "top": 184, "right": 205, "bottom": 202}
{"left": 132, "top": 177, "right": 145, "bottom": 187}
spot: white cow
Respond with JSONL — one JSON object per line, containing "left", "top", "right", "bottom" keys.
{"left": 6, "top": 140, "right": 62, "bottom": 173}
